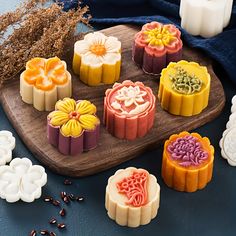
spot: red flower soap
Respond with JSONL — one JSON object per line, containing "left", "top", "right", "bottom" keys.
{"left": 104, "top": 80, "right": 156, "bottom": 140}
{"left": 132, "top": 21, "right": 183, "bottom": 74}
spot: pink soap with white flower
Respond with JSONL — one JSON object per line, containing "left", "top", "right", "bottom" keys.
{"left": 104, "top": 80, "right": 156, "bottom": 140}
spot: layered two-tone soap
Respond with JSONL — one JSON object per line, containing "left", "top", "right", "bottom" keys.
{"left": 73, "top": 32, "right": 121, "bottom": 86}
{"left": 162, "top": 131, "right": 214, "bottom": 192}
{"left": 104, "top": 80, "right": 156, "bottom": 140}
{"left": 105, "top": 167, "right": 160, "bottom": 227}
{"left": 158, "top": 60, "right": 211, "bottom": 116}
{"left": 132, "top": 21, "right": 182, "bottom": 75}
{"left": 20, "top": 57, "right": 72, "bottom": 111}
{"left": 47, "top": 98, "right": 100, "bottom": 155}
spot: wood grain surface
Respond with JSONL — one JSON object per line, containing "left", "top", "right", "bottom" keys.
{"left": 0, "top": 25, "right": 225, "bottom": 177}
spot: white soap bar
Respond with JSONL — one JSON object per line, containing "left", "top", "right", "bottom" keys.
{"left": 219, "top": 127, "right": 236, "bottom": 166}
{"left": 180, "top": 0, "right": 233, "bottom": 38}
{"left": 0, "top": 130, "right": 15, "bottom": 166}
{"left": 0, "top": 158, "right": 47, "bottom": 203}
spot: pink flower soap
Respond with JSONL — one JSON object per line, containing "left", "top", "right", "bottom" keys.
{"left": 104, "top": 80, "right": 156, "bottom": 140}
{"left": 47, "top": 98, "right": 100, "bottom": 155}
{"left": 132, "top": 21, "right": 183, "bottom": 74}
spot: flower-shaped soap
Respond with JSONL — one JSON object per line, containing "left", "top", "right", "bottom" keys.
{"left": 219, "top": 95, "right": 236, "bottom": 166}
{"left": 158, "top": 60, "right": 211, "bottom": 116}
{"left": 162, "top": 131, "right": 214, "bottom": 192}
{"left": 104, "top": 80, "right": 156, "bottom": 140}
{"left": 132, "top": 21, "right": 182, "bottom": 75}
{"left": 47, "top": 98, "right": 100, "bottom": 155}
{"left": 20, "top": 57, "right": 72, "bottom": 111}
{"left": 73, "top": 32, "right": 121, "bottom": 86}
{"left": 0, "top": 158, "right": 47, "bottom": 203}
{"left": 0, "top": 130, "right": 15, "bottom": 166}
{"left": 105, "top": 167, "right": 160, "bottom": 227}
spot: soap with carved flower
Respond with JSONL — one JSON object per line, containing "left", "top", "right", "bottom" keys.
{"left": 132, "top": 21, "right": 183, "bottom": 75}
{"left": 20, "top": 57, "right": 72, "bottom": 111}
{"left": 47, "top": 98, "right": 100, "bottom": 155}
{"left": 162, "top": 131, "right": 214, "bottom": 192}
{"left": 73, "top": 32, "right": 121, "bottom": 86}
{"left": 104, "top": 80, "right": 156, "bottom": 140}
{"left": 158, "top": 60, "right": 211, "bottom": 116}
{"left": 105, "top": 167, "right": 160, "bottom": 227}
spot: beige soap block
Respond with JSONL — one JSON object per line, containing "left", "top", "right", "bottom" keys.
{"left": 105, "top": 167, "right": 160, "bottom": 227}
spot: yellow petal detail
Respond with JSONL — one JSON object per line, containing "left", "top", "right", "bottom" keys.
{"left": 55, "top": 98, "right": 76, "bottom": 113}
{"left": 49, "top": 111, "right": 69, "bottom": 126}
{"left": 79, "top": 114, "right": 99, "bottom": 130}
{"left": 61, "top": 119, "right": 82, "bottom": 137}
{"left": 76, "top": 100, "right": 97, "bottom": 115}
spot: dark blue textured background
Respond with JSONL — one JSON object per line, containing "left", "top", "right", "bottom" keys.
{"left": 59, "top": 0, "right": 236, "bottom": 86}
{"left": 1, "top": 1, "right": 236, "bottom": 236}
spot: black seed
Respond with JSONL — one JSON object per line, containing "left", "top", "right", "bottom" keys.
{"left": 49, "top": 218, "right": 57, "bottom": 225}
{"left": 63, "top": 196, "right": 70, "bottom": 203}
{"left": 69, "top": 193, "right": 75, "bottom": 201}
{"left": 76, "top": 196, "right": 84, "bottom": 202}
{"left": 29, "top": 230, "right": 37, "bottom": 236}
{"left": 49, "top": 232, "right": 56, "bottom": 236}
{"left": 52, "top": 200, "right": 60, "bottom": 206}
{"left": 40, "top": 230, "right": 49, "bottom": 235}
{"left": 64, "top": 179, "right": 72, "bottom": 185}
{"left": 59, "top": 208, "right": 66, "bottom": 217}
{"left": 60, "top": 191, "right": 67, "bottom": 200}
{"left": 57, "top": 223, "right": 66, "bottom": 229}
{"left": 44, "top": 196, "right": 53, "bottom": 202}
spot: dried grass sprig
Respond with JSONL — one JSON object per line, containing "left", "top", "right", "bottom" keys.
{"left": 0, "top": 0, "right": 90, "bottom": 87}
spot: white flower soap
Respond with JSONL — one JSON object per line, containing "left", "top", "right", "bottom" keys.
{"left": 105, "top": 167, "right": 160, "bottom": 227}
{"left": 220, "top": 95, "right": 236, "bottom": 166}
{"left": 0, "top": 158, "right": 47, "bottom": 203}
{"left": 0, "top": 130, "right": 15, "bottom": 166}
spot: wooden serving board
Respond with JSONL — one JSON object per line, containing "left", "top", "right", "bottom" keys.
{"left": 0, "top": 25, "right": 225, "bottom": 177}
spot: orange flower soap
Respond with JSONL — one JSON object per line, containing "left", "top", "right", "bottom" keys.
{"left": 158, "top": 60, "right": 211, "bottom": 116}
{"left": 20, "top": 57, "right": 72, "bottom": 111}
{"left": 73, "top": 32, "right": 121, "bottom": 86}
{"left": 105, "top": 167, "right": 160, "bottom": 227}
{"left": 162, "top": 131, "right": 214, "bottom": 192}
{"left": 104, "top": 80, "right": 156, "bottom": 140}
{"left": 132, "top": 21, "right": 182, "bottom": 75}
{"left": 47, "top": 98, "right": 100, "bottom": 155}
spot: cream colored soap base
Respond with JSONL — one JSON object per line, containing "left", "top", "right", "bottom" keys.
{"left": 105, "top": 167, "right": 160, "bottom": 227}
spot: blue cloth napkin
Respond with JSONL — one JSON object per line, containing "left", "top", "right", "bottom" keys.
{"left": 58, "top": 0, "right": 236, "bottom": 85}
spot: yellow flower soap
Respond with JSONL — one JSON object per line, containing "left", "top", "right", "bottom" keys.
{"left": 158, "top": 60, "right": 211, "bottom": 116}
{"left": 73, "top": 32, "right": 121, "bottom": 86}
{"left": 20, "top": 57, "right": 72, "bottom": 111}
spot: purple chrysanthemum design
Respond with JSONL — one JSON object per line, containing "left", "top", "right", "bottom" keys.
{"left": 167, "top": 135, "right": 208, "bottom": 167}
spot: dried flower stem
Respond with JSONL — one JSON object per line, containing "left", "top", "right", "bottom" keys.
{"left": 0, "top": 0, "right": 90, "bottom": 87}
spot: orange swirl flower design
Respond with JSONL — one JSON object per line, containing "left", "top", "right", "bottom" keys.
{"left": 20, "top": 57, "right": 72, "bottom": 111}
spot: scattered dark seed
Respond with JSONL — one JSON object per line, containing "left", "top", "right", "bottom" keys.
{"left": 64, "top": 179, "right": 72, "bottom": 185}
{"left": 49, "top": 218, "right": 57, "bottom": 225}
{"left": 60, "top": 191, "right": 67, "bottom": 200}
{"left": 59, "top": 208, "right": 66, "bottom": 217}
{"left": 44, "top": 196, "right": 53, "bottom": 202}
{"left": 52, "top": 200, "right": 60, "bottom": 206}
{"left": 57, "top": 223, "right": 66, "bottom": 229}
{"left": 40, "top": 230, "right": 49, "bottom": 235}
{"left": 69, "top": 193, "right": 75, "bottom": 201}
{"left": 29, "top": 230, "right": 37, "bottom": 236}
{"left": 49, "top": 232, "right": 56, "bottom": 236}
{"left": 76, "top": 196, "right": 84, "bottom": 202}
{"left": 63, "top": 196, "right": 70, "bottom": 203}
